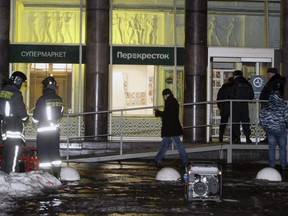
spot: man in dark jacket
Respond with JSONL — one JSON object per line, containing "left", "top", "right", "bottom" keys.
{"left": 217, "top": 77, "right": 233, "bottom": 142}
{"left": 259, "top": 67, "right": 286, "bottom": 143}
{"left": 260, "top": 68, "right": 285, "bottom": 102}
{"left": 154, "top": 88, "right": 189, "bottom": 167}
{"left": 32, "top": 75, "right": 64, "bottom": 177}
{"left": 0, "top": 71, "right": 29, "bottom": 174}
{"left": 230, "top": 70, "right": 254, "bottom": 143}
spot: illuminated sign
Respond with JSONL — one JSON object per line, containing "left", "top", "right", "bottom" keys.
{"left": 10, "top": 44, "right": 185, "bottom": 65}
{"left": 10, "top": 44, "right": 85, "bottom": 63}
{"left": 113, "top": 46, "right": 175, "bottom": 65}
{"left": 251, "top": 75, "right": 266, "bottom": 99}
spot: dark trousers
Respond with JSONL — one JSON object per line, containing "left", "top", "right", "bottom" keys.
{"left": 232, "top": 103, "right": 251, "bottom": 138}
{"left": 1, "top": 138, "right": 23, "bottom": 174}
{"left": 37, "top": 130, "right": 61, "bottom": 164}
{"left": 219, "top": 114, "right": 229, "bottom": 136}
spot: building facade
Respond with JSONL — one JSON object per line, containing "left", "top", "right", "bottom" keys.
{"left": 0, "top": 0, "right": 286, "bottom": 143}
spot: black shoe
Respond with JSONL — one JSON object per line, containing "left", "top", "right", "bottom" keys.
{"left": 246, "top": 138, "right": 252, "bottom": 144}
{"left": 281, "top": 167, "right": 288, "bottom": 179}
{"left": 260, "top": 138, "right": 268, "bottom": 144}
{"left": 219, "top": 136, "right": 223, "bottom": 143}
{"left": 232, "top": 136, "right": 241, "bottom": 144}
{"left": 155, "top": 161, "right": 161, "bottom": 168}
{"left": 219, "top": 132, "right": 224, "bottom": 142}
{"left": 179, "top": 161, "right": 189, "bottom": 169}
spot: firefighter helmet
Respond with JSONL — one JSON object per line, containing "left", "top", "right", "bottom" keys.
{"left": 42, "top": 75, "right": 57, "bottom": 89}
{"left": 9, "top": 71, "right": 27, "bottom": 89}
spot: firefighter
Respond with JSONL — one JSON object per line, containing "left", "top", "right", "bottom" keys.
{"left": 32, "top": 75, "right": 64, "bottom": 177}
{"left": 0, "top": 71, "right": 29, "bottom": 174}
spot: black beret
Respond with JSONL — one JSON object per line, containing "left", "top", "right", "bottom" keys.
{"left": 267, "top": 68, "right": 278, "bottom": 74}
{"left": 233, "top": 70, "right": 243, "bottom": 77}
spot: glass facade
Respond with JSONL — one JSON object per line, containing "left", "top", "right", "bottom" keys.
{"left": 11, "top": 0, "right": 85, "bottom": 113}
{"left": 9, "top": 0, "right": 281, "bottom": 140}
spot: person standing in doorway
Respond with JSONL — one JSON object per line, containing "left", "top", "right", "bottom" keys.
{"left": 230, "top": 70, "right": 254, "bottom": 143}
{"left": 217, "top": 77, "right": 233, "bottom": 142}
{"left": 154, "top": 88, "right": 189, "bottom": 168}
{"left": 260, "top": 90, "right": 288, "bottom": 171}
{"left": 32, "top": 75, "right": 64, "bottom": 177}
{"left": 0, "top": 71, "right": 29, "bottom": 174}
{"left": 259, "top": 68, "right": 286, "bottom": 143}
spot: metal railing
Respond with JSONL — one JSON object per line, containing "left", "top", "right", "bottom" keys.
{"left": 55, "top": 99, "right": 274, "bottom": 163}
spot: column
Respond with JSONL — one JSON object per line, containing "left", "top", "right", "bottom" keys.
{"left": 0, "top": 0, "right": 10, "bottom": 80}
{"left": 183, "top": 0, "right": 208, "bottom": 143}
{"left": 281, "top": 0, "right": 288, "bottom": 99}
{"left": 85, "top": 0, "right": 110, "bottom": 141}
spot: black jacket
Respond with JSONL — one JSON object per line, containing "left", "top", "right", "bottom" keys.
{"left": 155, "top": 94, "right": 183, "bottom": 137}
{"left": 0, "top": 83, "right": 28, "bottom": 140}
{"left": 259, "top": 74, "right": 286, "bottom": 101}
{"left": 230, "top": 76, "right": 254, "bottom": 101}
{"left": 217, "top": 82, "right": 232, "bottom": 116}
{"left": 32, "top": 88, "right": 63, "bottom": 129}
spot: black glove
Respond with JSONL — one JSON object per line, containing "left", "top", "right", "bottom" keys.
{"left": 154, "top": 109, "right": 162, "bottom": 117}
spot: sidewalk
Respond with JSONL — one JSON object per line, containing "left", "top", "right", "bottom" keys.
{"left": 7, "top": 159, "right": 288, "bottom": 215}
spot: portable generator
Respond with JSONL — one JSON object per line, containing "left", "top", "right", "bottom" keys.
{"left": 184, "top": 162, "right": 222, "bottom": 202}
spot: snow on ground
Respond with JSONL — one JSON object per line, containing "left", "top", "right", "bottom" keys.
{"left": 0, "top": 171, "right": 61, "bottom": 215}
{"left": 0, "top": 171, "right": 61, "bottom": 196}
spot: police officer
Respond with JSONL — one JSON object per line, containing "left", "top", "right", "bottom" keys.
{"left": 32, "top": 75, "right": 64, "bottom": 177}
{"left": 0, "top": 71, "right": 29, "bottom": 174}
{"left": 259, "top": 67, "right": 286, "bottom": 143}
{"left": 230, "top": 70, "right": 254, "bottom": 143}
{"left": 217, "top": 77, "right": 233, "bottom": 142}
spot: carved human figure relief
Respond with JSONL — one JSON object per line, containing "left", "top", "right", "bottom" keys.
{"left": 146, "top": 15, "right": 157, "bottom": 45}
{"left": 112, "top": 14, "right": 123, "bottom": 44}
{"left": 55, "top": 12, "right": 65, "bottom": 43}
{"left": 128, "top": 15, "right": 141, "bottom": 44}
{"left": 63, "top": 12, "right": 73, "bottom": 43}
{"left": 41, "top": 12, "right": 53, "bottom": 42}
{"left": 28, "top": 12, "right": 39, "bottom": 42}
{"left": 225, "top": 18, "right": 238, "bottom": 46}
{"left": 208, "top": 16, "right": 221, "bottom": 46}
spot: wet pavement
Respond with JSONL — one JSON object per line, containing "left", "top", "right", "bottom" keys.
{"left": 5, "top": 159, "right": 288, "bottom": 216}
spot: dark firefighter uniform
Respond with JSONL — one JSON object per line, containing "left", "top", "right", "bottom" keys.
{"left": 0, "top": 71, "right": 29, "bottom": 174}
{"left": 32, "top": 75, "right": 64, "bottom": 175}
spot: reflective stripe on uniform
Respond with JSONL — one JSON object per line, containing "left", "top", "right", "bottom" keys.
{"left": 52, "top": 160, "right": 62, "bottom": 167}
{"left": 5, "top": 131, "right": 25, "bottom": 141}
{"left": 37, "top": 123, "right": 58, "bottom": 132}
{"left": 12, "top": 145, "right": 19, "bottom": 172}
{"left": 5, "top": 101, "right": 10, "bottom": 116}
{"left": 39, "top": 162, "right": 52, "bottom": 169}
{"left": 46, "top": 106, "right": 52, "bottom": 121}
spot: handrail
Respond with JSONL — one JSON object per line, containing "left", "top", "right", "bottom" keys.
{"left": 62, "top": 98, "right": 272, "bottom": 141}
{"left": 60, "top": 98, "right": 273, "bottom": 161}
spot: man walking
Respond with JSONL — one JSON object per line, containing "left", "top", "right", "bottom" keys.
{"left": 154, "top": 88, "right": 189, "bottom": 167}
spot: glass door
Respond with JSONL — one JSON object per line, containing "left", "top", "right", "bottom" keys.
{"left": 207, "top": 47, "right": 275, "bottom": 142}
